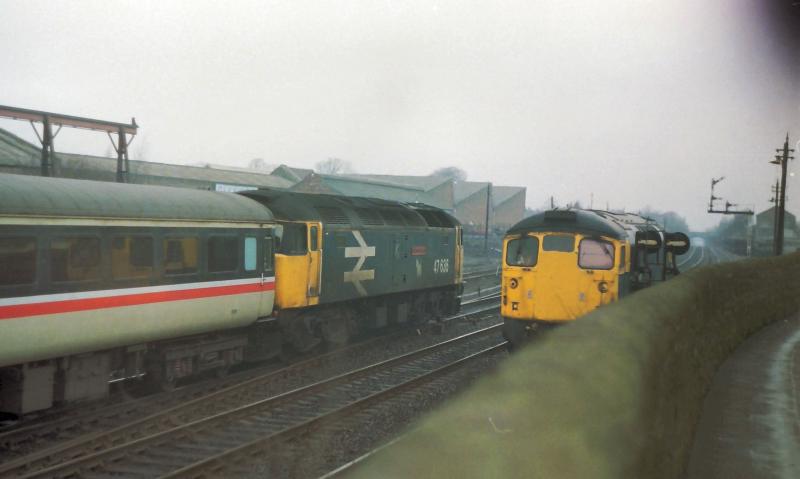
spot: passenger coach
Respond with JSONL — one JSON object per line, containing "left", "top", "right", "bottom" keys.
{"left": 0, "top": 174, "right": 276, "bottom": 415}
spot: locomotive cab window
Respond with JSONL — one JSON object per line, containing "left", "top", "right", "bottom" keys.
{"left": 0, "top": 236, "right": 36, "bottom": 286}
{"left": 542, "top": 234, "right": 575, "bottom": 252}
{"left": 208, "top": 236, "right": 239, "bottom": 273}
{"left": 50, "top": 236, "right": 101, "bottom": 282}
{"left": 278, "top": 223, "right": 307, "bottom": 256}
{"left": 578, "top": 238, "right": 615, "bottom": 270}
{"left": 506, "top": 236, "right": 538, "bottom": 267}
{"left": 309, "top": 226, "right": 319, "bottom": 251}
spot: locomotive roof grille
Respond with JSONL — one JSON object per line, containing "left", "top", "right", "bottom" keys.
{"left": 241, "top": 189, "right": 459, "bottom": 229}
{"left": 354, "top": 208, "right": 385, "bottom": 226}
{"left": 315, "top": 206, "right": 350, "bottom": 224}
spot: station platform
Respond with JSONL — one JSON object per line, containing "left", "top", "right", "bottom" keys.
{"left": 688, "top": 314, "right": 800, "bottom": 478}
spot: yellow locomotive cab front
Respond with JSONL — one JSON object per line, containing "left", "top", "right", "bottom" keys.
{"left": 502, "top": 232, "right": 622, "bottom": 323}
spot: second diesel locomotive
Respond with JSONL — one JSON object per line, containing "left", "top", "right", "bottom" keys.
{"left": 501, "top": 209, "right": 689, "bottom": 347}
{"left": 0, "top": 173, "right": 463, "bottom": 416}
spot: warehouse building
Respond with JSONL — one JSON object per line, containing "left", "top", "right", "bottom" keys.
{"left": 452, "top": 181, "right": 527, "bottom": 234}
{"left": 750, "top": 206, "right": 800, "bottom": 256}
{"left": 0, "top": 126, "right": 527, "bottom": 231}
{"left": 0, "top": 128, "right": 293, "bottom": 191}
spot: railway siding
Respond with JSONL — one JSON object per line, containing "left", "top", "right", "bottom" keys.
{"left": 347, "top": 252, "right": 800, "bottom": 479}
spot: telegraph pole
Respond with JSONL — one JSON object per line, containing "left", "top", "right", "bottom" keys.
{"left": 771, "top": 180, "right": 780, "bottom": 248}
{"left": 484, "top": 183, "right": 492, "bottom": 254}
{"left": 772, "top": 134, "right": 794, "bottom": 256}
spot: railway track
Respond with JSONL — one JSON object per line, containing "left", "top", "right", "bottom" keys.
{"left": 677, "top": 244, "right": 706, "bottom": 270}
{"left": 462, "top": 267, "right": 500, "bottom": 282}
{"left": 678, "top": 243, "right": 742, "bottom": 271}
{"left": 0, "top": 294, "right": 501, "bottom": 478}
{"left": 8, "top": 321, "right": 504, "bottom": 478}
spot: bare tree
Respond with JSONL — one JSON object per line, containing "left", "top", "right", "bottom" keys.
{"left": 431, "top": 166, "right": 467, "bottom": 181}
{"left": 248, "top": 158, "right": 269, "bottom": 170}
{"left": 315, "top": 157, "right": 354, "bottom": 175}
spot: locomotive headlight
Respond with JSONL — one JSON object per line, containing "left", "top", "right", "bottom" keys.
{"left": 509, "top": 278, "right": 519, "bottom": 289}
{"left": 598, "top": 281, "right": 609, "bottom": 293}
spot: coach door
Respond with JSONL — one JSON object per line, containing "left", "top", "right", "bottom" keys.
{"left": 307, "top": 222, "right": 322, "bottom": 304}
{"left": 259, "top": 234, "right": 276, "bottom": 316}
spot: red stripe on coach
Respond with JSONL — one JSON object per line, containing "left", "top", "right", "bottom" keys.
{"left": 0, "top": 281, "right": 275, "bottom": 320}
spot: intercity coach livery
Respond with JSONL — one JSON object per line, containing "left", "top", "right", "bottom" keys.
{"left": 0, "top": 173, "right": 463, "bottom": 416}
{"left": 501, "top": 209, "right": 689, "bottom": 348}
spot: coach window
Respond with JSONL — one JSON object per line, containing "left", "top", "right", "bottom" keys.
{"left": 244, "top": 237, "right": 257, "bottom": 271}
{"left": 578, "top": 238, "right": 615, "bottom": 270}
{"left": 112, "top": 236, "right": 154, "bottom": 280}
{"left": 208, "top": 236, "right": 239, "bottom": 273}
{"left": 164, "top": 237, "right": 199, "bottom": 275}
{"left": 0, "top": 237, "right": 36, "bottom": 286}
{"left": 506, "top": 236, "right": 538, "bottom": 267}
{"left": 51, "top": 237, "right": 102, "bottom": 282}
{"left": 542, "top": 234, "right": 575, "bottom": 252}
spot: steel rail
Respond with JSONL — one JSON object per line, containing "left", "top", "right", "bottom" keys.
{"left": 13, "top": 320, "right": 503, "bottom": 478}
{"left": 0, "top": 296, "right": 498, "bottom": 471}
{"left": 162, "top": 342, "right": 508, "bottom": 478}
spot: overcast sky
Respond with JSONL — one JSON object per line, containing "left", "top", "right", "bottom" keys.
{"left": 1, "top": 0, "right": 798, "bottom": 229}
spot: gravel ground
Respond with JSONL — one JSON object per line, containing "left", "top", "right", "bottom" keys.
{"left": 237, "top": 351, "right": 507, "bottom": 478}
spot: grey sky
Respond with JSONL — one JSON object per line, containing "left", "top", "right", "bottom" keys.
{"left": 1, "top": 0, "right": 798, "bottom": 230}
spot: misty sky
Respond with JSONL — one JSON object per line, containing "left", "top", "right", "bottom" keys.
{"left": 1, "top": 0, "right": 798, "bottom": 230}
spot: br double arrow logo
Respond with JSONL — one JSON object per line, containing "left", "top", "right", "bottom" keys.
{"left": 343, "top": 230, "right": 376, "bottom": 296}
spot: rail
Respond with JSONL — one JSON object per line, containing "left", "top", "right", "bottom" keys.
{"left": 15, "top": 323, "right": 504, "bottom": 478}
{"left": 1, "top": 296, "right": 501, "bottom": 478}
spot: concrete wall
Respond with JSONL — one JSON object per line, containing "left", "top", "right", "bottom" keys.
{"left": 351, "top": 253, "right": 800, "bottom": 479}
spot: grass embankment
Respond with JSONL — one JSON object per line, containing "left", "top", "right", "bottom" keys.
{"left": 349, "top": 253, "right": 800, "bottom": 478}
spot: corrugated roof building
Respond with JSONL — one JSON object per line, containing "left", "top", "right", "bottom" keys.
{"left": 271, "top": 164, "right": 314, "bottom": 184}
{"left": 492, "top": 186, "right": 527, "bottom": 231}
{"left": 0, "top": 128, "right": 293, "bottom": 191}
{"left": 453, "top": 182, "right": 526, "bottom": 233}
{"left": 453, "top": 181, "right": 491, "bottom": 233}
{"left": 0, "top": 127, "right": 527, "bottom": 230}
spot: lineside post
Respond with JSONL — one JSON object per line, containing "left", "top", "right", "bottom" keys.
{"left": 772, "top": 134, "right": 794, "bottom": 256}
{"left": 484, "top": 182, "right": 492, "bottom": 254}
